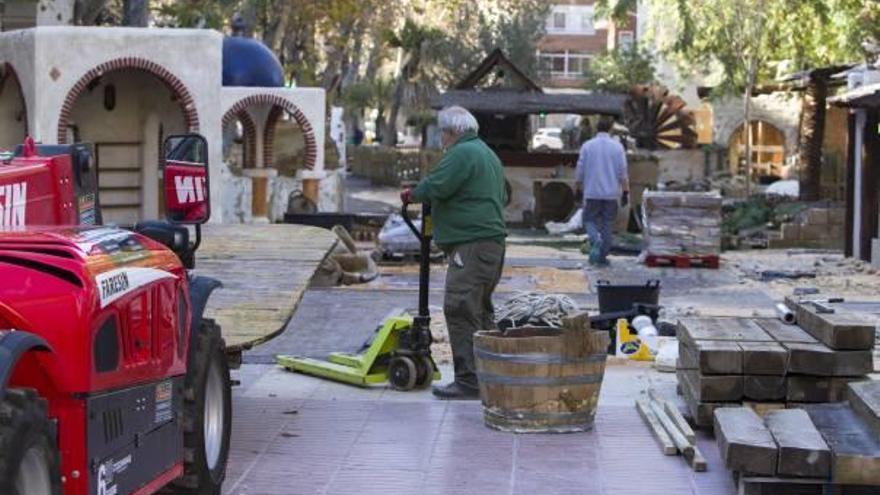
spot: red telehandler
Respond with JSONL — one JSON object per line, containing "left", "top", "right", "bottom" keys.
{"left": 0, "top": 134, "right": 232, "bottom": 495}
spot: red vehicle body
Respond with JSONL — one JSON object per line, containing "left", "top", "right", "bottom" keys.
{"left": 0, "top": 136, "right": 230, "bottom": 495}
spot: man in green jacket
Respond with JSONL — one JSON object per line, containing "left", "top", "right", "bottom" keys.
{"left": 401, "top": 106, "right": 507, "bottom": 399}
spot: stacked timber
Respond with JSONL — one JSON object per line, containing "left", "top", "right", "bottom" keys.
{"left": 714, "top": 381, "right": 880, "bottom": 492}
{"left": 641, "top": 191, "right": 722, "bottom": 256}
{"left": 677, "top": 314, "right": 875, "bottom": 427}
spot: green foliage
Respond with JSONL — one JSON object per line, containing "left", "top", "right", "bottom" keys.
{"left": 583, "top": 48, "right": 656, "bottom": 92}
{"left": 651, "top": 0, "right": 871, "bottom": 93}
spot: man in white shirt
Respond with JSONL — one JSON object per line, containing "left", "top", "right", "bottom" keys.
{"left": 575, "top": 116, "right": 629, "bottom": 266}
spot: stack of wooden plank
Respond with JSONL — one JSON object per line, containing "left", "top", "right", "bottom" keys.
{"left": 641, "top": 191, "right": 722, "bottom": 257}
{"left": 677, "top": 310, "right": 875, "bottom": 427}
{"left": 635, "top": 390, "right": 706, "bottom": 472}
{"left": 714, "top": 380, "right": 880, "bottom": 493}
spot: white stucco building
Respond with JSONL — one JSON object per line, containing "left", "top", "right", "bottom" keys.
{"left": 0, "top": 25, "right": 327, "bottom": 223}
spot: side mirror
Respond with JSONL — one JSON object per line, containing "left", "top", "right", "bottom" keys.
{"left": 162, "top": 134, "right": 210, "bottom": 225}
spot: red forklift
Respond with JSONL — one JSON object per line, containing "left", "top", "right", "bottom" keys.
{"left": 0, "top": 134, "right": 231, "bottom": 494}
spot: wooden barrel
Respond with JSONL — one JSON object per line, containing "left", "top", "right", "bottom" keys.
{"left": 474, "top": 325, "right": 609, "bottom": 433}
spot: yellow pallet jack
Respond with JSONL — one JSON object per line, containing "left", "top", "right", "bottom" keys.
{"left": 277, "top": 201, "right": 440, "bottom": 390}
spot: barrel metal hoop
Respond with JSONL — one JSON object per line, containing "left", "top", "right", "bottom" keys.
{"left": 484, "top": 408, "right": 595, "bottom": 421}
{"left": 474, "top": 348, "right": 607, "bottom": 365}
{"left": 476, "top": 372, "right": 603, "bottom": 386}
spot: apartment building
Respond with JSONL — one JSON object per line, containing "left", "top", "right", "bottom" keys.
{"left": 537, "top": 1, "right": 637, "bottom": 88}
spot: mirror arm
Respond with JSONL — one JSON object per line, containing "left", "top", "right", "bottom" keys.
{"left": 192, "top": 223, "right": 202, "bottom": 252}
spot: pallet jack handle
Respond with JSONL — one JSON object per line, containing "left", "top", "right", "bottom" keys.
{"left": 402, "top": 201, "right": 432, "bottom": 319}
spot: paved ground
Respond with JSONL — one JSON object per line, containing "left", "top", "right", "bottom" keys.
{"left": 223, "top": 362, "right": 736, "bottom": 495}
{"left": 218, "top": 213, "right": 880, "bottom": 494}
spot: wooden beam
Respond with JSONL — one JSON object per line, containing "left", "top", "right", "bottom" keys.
{"left": 764, "top": 409, "right": 831, "bottom": 478}
{"left": 786, "top": 298, "right": 876, "bottom": 350}
{"left": 714, "top": 407, "right": 778, "bottom": 476}
{"left": 636, "top": 399, "right": 677, "bottom": 455}
{"left": 847, "top": 380, "right": 880, "bottom": 436}
{"left": 805, "top": 402, "right": 880, "bottom": 485}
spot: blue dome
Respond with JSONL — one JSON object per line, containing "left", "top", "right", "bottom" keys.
{"left": 222, "top": 37, "right": 284, "bottom": 87}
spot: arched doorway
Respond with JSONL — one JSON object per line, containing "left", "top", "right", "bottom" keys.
{"left": 0, "top": 63, "right": 27, "bottom": 150}
{"left": 222, "top": 110, "right": 258, "bottom": 171}
{"left": 58, "top": 59, "right": 199, "bottom": 224}
{"left": 728, "top": 120, "right": 786, "bottom": 180}
{"left": 223, "top": 94, "right": 317, "bottom": 172}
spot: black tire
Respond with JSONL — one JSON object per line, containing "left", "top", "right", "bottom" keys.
{"left": 166, "top": 319, "right": 232, "bottom": 495}
{"left": 0, "top": 388, "right": 61, "bottom": 495}
{"left": 414, "top": 355, "right": 434, "bottom": 389}
{"left": 388, "top": 356, "right": 417, "bottom": 391}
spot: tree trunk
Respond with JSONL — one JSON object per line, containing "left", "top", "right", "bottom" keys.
{"left": 122, "top": 0, "right": 149, "bottom": 27}
{"left": 798, "top": 76, "right": 828, "bottom": 201}
{"left": 744, "top": 85, "right": 753, "bottom": 196}
{"left": 383, "top": 78, "right": 405, "bottom": 147}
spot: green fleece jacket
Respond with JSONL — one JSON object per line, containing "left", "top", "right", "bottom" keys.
{"left": 412, "top": 132, "right": 507, "bottom": 248}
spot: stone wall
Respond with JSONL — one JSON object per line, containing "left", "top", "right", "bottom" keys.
{"left": 711, "top": 93, "right": 801, "bottom": 155}
{"left": 222, "top": 165, "right": 344, "bottom": 223}
{"left": 768, "top": 206, "right": 845, "bottom": 251}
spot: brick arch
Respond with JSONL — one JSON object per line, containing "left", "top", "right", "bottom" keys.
{"left": 222, "top": 109, "right": 258, "bottom": 169}
{"left": 1, "top": 62, "right": 28, "bottom": 138}
{"left": 57, "top": 57, "right": 199, "bottom": 144}
{"left": 222, "top": 94, "right": 317, "bottom": 170}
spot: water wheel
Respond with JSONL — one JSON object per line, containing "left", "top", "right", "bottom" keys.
{"left": 624, "top": 85, "right": 697, "bottom": 150}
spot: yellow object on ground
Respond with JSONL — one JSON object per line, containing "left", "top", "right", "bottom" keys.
{"left": 615, "top": 318, "right": 654, "bottom": 361}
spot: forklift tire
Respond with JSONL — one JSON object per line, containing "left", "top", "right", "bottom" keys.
{"left": 414, "top": 355, "right": 434, "bottom": 389}
{"left": 0, "top": 388, "right": 61, "bottom": 495}
{"left": 166, "top": 319, "right": 231, "bottom": 495}
{"left": 388, "top": 356, "right": 417, "bottom": 391}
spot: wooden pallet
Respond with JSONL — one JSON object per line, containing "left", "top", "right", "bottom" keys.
{"left": 646, "top": 253, "right": 720, "bottom": 269}
{"left": 735, "top": 475, "right": 877, "bottom": 495}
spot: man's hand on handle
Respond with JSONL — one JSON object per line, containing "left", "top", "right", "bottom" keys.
{"left": 400, "top": 188, "right": 413, "bottom": 205}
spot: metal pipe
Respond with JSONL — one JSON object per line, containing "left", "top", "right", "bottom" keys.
{"left": 776, "top": 303, "right": 795, "bottom": 324}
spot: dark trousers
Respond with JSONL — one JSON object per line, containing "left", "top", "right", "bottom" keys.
{"left": 583, "top": 199, "right": 618, "bottom": 262}
{"left": 443, "top": 239, "right": 506, "bottom": 389}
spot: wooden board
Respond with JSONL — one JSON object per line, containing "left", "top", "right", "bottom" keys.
{"left": 714, "top": 407, "right": 778, "bottom": 476}
{"left": 785, "top": 343, "right": 873, "bottom": 377}
{"left": 740, "top": 342, "right": 788, "bottom": 376}
{"left": 636, "top": 399, "right": 677, "bottom": 455}
{"left": 679, "top": 340, "right": 742, "bottom": 375}
{"left": 755, "top": 319, "right": 818, "bottom": 344}
{"left": 785, "top": 299, "right": 876, "bottom": 350}
{"left": 196, "top": 224, "right": 337, "bottom": 352}
{"left": 744, "top": 376, "right": 786, "bottom": 401}
{"left": 805, "top": 402, "right": 880, "bottom": 485}
{"left": 680, "top": 369, "right": 743, "bottom": 402}
{"left": 679, "top": 317, "right": 773, "bottom": 347}
{"left": 787, "top": 377, "right": 863, "bottom": 403}
{"left": 847, "top": 380, "right": 880, "bottom": 436}
{"left": 678, "top": 370, "right": 739, "bottom": 428}
{"left": 764, "top": 409, "right": 831, "bottom": 478}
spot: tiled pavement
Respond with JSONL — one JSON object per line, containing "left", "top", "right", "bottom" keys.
{"left": 222, "top": 363, "right": 736, "bottom": 495}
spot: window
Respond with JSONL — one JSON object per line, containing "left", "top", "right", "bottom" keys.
{"left": 553, "top": 12, "right": 566, "bottom": 30}
{"left": 618, "top": 31, "right": 634, "bottom": 51}
{"left": 538, "top": 51, "right": 591, "bottom": 80}
{"left": 547, "top": 5, "right": 595, "bottom": 35}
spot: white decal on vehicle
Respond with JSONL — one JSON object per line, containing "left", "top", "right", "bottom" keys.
{"left": 95, "top": 267, "right": 176, "bottom": 308}
{"left": 0, "top": 181, "right": 26, "bottom": 228}
{"left": 174, "top": 175, "right": 206, "bottom": 204}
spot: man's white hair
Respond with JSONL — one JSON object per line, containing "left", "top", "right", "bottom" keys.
{"left": 437, "top": 106, "right": 479, "bottom": 134}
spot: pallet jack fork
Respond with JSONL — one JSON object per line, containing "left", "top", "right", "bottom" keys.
{"left": 277, "top": 201, "right": 440, "bottom": 390}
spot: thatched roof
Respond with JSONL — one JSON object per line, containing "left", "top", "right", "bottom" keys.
{"left": 432, "top": 89, "right": 626, "bottom": 116}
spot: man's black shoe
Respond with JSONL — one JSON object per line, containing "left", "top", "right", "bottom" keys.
{"left": 431, "top": 381, "right": 480, "bottom": 400}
